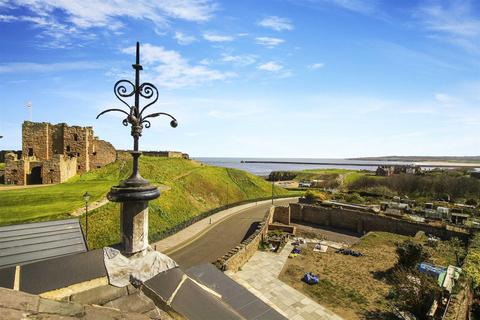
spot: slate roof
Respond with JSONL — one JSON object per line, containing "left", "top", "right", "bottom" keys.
{"left": 144, "top": 267, "right": 243, "bottom": 320}
{"left": 186, "top": 264, "right": 287, "bottom": 320}
{"left": 0, "top": 218, "right": 87, "bottom": 269}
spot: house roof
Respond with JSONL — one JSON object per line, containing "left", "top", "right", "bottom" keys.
{"left": 0, "top": 218, "right": 87, "bottom": 269}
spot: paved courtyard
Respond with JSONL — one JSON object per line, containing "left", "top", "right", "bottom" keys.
{"left": 226, "top": 242, "right": 343, "bottom": 320}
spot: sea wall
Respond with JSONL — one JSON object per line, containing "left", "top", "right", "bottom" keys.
{"left": 290, "top": 203, "right": 470, "bottom": 241}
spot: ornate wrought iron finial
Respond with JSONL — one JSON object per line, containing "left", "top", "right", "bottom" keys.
{"left": 97, "top": 42, "right": 177, "bottom": 190}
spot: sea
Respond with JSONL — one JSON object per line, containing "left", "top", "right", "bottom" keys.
{"left": 193, "top": 157, "right": 415, "bottom": 177}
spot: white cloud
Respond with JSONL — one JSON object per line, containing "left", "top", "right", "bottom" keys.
{"left": 0, "top": 0, "right": 217, "bottom": 47}
{"left": 415, "top": 1, "right": 480, "bottom": 54}
{"left": 291, "top": 0, "right": 378, "bottom": 15}
{"left": 258, "top": 61, "right": 283, "bottom": 72}
{"left": 199, "top": 58, "right": 212, "bottom": 65}
{"left": 309, "top": 63, "right": 325, "bottom": 69}
{"left": 324, "top": 0, "right": 378, "bottom": 14}
{"left": 221, "top": 54, "right": 256, "bottom": 66}
{"left": 203, "top": 32, "right": 234, "bottom": 42}
{"left": 174, "top": 31, "right": 196, "bottom": 45}
{"left": 122, "top": 43, "right": 235, "bottom": 89}
{"left": 0, "top": 14, "right": 16, "bottom": 22}
{"left": 255, "top": 37, "right": 284, "bottom": 48}
{"left": 434, "top": 93, "right": 459, "bottom": 107}
{"left": 258, "top": 16, "right": 293, "bottom": 31}
{"left": 0, "top": 61, "right": 103, "bottom": 73}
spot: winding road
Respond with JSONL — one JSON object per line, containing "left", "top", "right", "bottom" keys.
{"left": 169, "top": 198, "right": 298, "bottom": 269}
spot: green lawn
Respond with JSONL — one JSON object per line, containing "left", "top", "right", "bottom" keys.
{"left": 0, "top": 163, "right": 4, "bottom": 170}
{"left": 0, "top": 156, "right": 297, "bottom": 248}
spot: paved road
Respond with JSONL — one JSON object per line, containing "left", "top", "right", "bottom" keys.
{"left": 170, "top": 198, "right": 297, "bottom": 269}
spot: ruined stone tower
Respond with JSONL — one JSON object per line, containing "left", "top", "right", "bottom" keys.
{"left": 4, "top": 121, "right": 116, "bottom": 185}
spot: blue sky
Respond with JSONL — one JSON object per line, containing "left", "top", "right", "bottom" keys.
{"left": 0, "top": 0, "right": 479, "bottom": 158}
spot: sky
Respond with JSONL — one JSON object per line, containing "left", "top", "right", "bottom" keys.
{"left": 0, "top": 0, "right": 479, "bottom": 158}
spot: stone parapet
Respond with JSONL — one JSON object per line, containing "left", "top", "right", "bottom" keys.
{"left": 215, "top": 212, "right": 270, "bottom": 272}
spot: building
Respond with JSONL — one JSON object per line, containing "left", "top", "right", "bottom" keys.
{"left": 376, "top": 165, "right": 395, "bottom": 176}
{"left": 4, "top": 121, "right": 116, "bottom": 185}
{"left": 376, "top": 164, "right": 421, "bottom": 176}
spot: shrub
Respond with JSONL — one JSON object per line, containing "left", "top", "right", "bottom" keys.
{"left": 396, "top": 240, "right": 429, "bottom": 269}
{"left": 466, "top": 198, "right": 478, "bottom": 206}
{"left": 345, "top": 192, "right": 365, "bottom": 204}
{"left": 390, "top": 268, "right": 441, "bottom": 320}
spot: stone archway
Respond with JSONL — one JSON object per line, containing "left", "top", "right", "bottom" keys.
{"left": 28, "top": 166, "right": 42, "bottom": 185}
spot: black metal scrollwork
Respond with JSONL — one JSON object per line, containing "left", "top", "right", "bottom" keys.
{"left": 96, "top": 42, "right": 177, "bottom": 153}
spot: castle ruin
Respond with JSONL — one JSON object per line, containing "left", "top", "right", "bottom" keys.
{"left": 4, "top": 121, "right": 116, "bottom": 185}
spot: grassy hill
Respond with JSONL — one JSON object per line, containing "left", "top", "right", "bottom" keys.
{"left": 292, "top": 168, "right": 367, "bottom": 187}
{"left": 0, "top": 156, "right": 295, "bottom": 248}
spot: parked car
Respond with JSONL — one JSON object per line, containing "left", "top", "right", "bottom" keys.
{"left": 299, "top": 180, "right": 312, "bottom": 188}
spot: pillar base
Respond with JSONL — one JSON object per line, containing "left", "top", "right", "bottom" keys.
{"left": 120, "top": 201, "right": 149, "bottom": 255}
{"left": 107, "top": 178, "right": 160, "bottom": 256}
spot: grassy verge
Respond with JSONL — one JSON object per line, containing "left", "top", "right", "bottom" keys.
{"left": 279, "top": 231, "right": 458, "bottom": 319}
{"left": 0, "top": 156, "right": 299, "bottom": 248}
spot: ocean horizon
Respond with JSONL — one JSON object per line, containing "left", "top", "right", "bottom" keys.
{"left": 193, "top": 157, "right": 413, "bottom": 176}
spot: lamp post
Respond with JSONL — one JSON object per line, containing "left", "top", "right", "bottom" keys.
{"left": 271, "top": 178, "right": 274, "bottom": 205}
{"left": 97, "top": 42, "right": 177, "bottom": 255}
{"left": 226, "top": 183, "right": 229, "bottom": 208}
{"left": 83, "top": 191, "right": 91, "bottom": 247}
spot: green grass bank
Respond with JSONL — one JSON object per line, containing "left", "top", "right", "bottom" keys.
{"left": 0, "top": 156, "right": 296, "bottom": 248}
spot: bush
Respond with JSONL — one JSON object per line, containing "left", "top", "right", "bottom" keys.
{"left": 268, "top": 171, "right": 297, "bottom": 181}
{"left": 396, "top": 240, "right": 429, "bottom": 269}
{"left": 345, "top": 192, "right": 365, "bottom": 204}
{"left": 390, "top": 268, "right": 441, "bottom": 320}
{"left": 466, "top": 198, "right": 478, "bottom": 206}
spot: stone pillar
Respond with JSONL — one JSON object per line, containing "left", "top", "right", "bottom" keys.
{"left": 107, "top": 168, "right": 160, "bottom": 256}
{"left": 120, "top": 201, "right": 149, "bottom": 254}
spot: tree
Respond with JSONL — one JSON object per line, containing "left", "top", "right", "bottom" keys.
{"left": 304, "top": 190, "right": 317, "bottom": 203}
{"left": 390, "top": 268, "right": 441, "bottom": 320}
{"left": 396, "top": 240, "right": 429, "bottom": 269}
{"left": 466, "top": 198, "right": 478, "bottom": 206}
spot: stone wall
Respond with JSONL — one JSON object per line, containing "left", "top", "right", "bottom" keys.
{"left": 290, "top": 203, "right": 470, "bottom": 241}
{"left": 137, "top": 151, "right": 189, "bottom": 159}
{"left": 215, "top": 205, "right": 296, "bottom": 272}
{"left": 91, "top": 139, "right": 117, "bottom": 169}
{"left": 42, "top": 155, "right": 77, "bottom": 184}
{"left": 62, "top": 124, "right": 94, "bottom": 173}
{"left": 0, "top": 150, "right": 21, "bottom": 163}
{"left": 271, "top": 206, "right": 290, "bottom": 225}
{"left": 4, "top": 153, "right": 26, "bottom": 185}
{"left": 22, "top": 122, "right": 50, "bottom": 161}
{"left": 215, "top": 211, "right": 271, "bottom": 272}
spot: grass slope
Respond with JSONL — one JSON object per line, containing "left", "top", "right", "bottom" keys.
{"left": 0, "top": 156, "right": 294, "bottom": 248}
{"left": 0, "top": 163, "right": 4, "bottom": 170}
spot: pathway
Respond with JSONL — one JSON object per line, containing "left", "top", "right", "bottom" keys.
{"left": 226, "top": 243, "right": 343, "bottom": 320}
{"left": 153, "top": 198, "right": 298, "bottom": 268}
